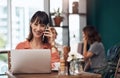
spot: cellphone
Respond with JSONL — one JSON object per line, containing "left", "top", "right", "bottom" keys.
{"left": 41, "top": 25, "right": 49, "bottom": 43}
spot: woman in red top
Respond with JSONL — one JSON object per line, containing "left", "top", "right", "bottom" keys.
{"left": 16, "top": 11, "right": 60, "bottom": 68}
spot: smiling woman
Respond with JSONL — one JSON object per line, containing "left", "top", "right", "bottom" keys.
{"left": 15, "top": 11, "right": 60, "bottom": 69}
{"left": 16, "top": 11, "right": 50, "bottom": 49}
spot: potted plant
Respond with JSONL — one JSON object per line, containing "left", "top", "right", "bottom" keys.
{"left": 51, "top": 8, "right": 64, "bottom": 26}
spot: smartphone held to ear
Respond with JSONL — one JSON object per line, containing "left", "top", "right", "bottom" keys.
{"left": 41, "top": 26, "right": 49, "bottom": 43}
{"left": 42, "top": 35, "right": 48, "bottom": 43}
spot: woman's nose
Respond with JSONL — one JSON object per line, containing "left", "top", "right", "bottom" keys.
{"left": 36, "top": 25, "right": 41, "bottom": 30}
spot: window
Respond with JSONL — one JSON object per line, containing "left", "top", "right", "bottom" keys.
{"left": 50, "top": 0, "right": 62, "bottom": 13}
{"left": 0, "top": 0, "right": 7, "bottom": 50}
{"left": 69, "top": 14, "right": 80, "bottom": 46}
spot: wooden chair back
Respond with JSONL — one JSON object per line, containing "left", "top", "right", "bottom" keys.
{"left": 114, "top": 58, "right": 120, "bottom": 78}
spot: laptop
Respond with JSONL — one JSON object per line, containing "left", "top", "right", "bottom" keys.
{"left": 10, "top": 49, "right": 51, "bottom": 74}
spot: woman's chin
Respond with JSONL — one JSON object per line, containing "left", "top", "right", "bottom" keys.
{"left": 34, "top": 35, "right": 41, "bottom": 38}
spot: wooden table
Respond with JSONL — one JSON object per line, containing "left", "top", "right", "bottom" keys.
{"left": 6, "top": 71, "right": 102, "bottom": 78}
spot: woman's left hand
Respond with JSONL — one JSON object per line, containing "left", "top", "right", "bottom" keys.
{"left": 43, "top": 27, "right": 55, "bottom": 45}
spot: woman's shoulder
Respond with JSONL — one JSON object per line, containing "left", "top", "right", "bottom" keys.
{"left": 93, "top": 41, "right": 102, "bottom": 45}
{"left": 15, "top": 40, "right": 30, "bottom": 49}
{"left": 91, "top": 42, "right": 104, "bottom": 48}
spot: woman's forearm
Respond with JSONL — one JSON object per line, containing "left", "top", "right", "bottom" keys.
{"left": 84, "top": 59, "right": 91, "bottom": 71}
{"left": 83, "top": 41, "right": 87, "bottom": 57}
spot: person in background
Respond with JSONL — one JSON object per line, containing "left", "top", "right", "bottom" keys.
{"left": 51, "top": 27, "right": 70, "bottom": 66}
{"left": 50, "top": 27, "right": 62, "bottom": 48}
{"left": 82, "top": 25, "right": 107, "bottom": 73}
{"left": 15, "top": 11, "right": 60, "bottom": 68}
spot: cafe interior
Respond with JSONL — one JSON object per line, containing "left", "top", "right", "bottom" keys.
{"left": 0, "top": 0, "right": 120, "bottom": 78}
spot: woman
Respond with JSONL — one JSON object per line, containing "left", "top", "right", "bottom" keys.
{"left": 51, "top": 27, "right": 70, "bottom": 67}
{"left": 50, "top": 27, "right": 63, "bottom": 48}
{"left": 82, "top": 25, "right": 107, "bottom": 73}
{"left": 16, "top": 11, "right": 60, "bottom": 68}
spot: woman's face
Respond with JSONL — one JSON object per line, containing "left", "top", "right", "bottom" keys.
{"left": 31, "top": 21, "right": 46, "bottom": 38}
{"left": 52, "top": 30, "right": 57, "bottom": 40}
{"left": 82, "top": 32, "right": 85, "bottom": 38}
{"left": 82, "top": 31, "right": 88, "bottom": 41}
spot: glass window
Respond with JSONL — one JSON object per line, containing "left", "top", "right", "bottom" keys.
{"left": 69, "top": 14, "right": 80, "bottom": 46}
{"left": 0, "top": 53, "right": 8, "bottom": 75}
{"left": 0, "top": 0, "right": 8, "bottom": 50}
{"left": 0, "top": 0, "right": 8, "bottom": 75}
{"left": 50, "top": 0, "right": 62, "bottom": 13}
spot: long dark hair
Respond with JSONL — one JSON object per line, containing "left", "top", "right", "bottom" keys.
{"left": 27, "top": 11, "right": 49, "bottom": 42}
{"left": 83, "top": 25, "right": 101, "bottom": 44}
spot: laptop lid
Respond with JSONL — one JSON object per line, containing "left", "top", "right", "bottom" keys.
{"left": 10, "top": 49, "right": 51, "bottom": 74}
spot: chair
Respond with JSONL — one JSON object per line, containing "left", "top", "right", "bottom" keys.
{"left": 114, "top": 58, "right": 120, "bottom": 78}
{"left": 77, "top": 42, "right": 83, "bottom": 54}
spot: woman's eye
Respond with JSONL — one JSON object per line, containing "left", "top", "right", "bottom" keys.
{"left": 34, "top": 23, "right": 38, "bottom": 26}
{"left": 41, "top": 24, "right": 46, "bottom": 27}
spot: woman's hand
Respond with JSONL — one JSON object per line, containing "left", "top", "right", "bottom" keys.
{"left": 83, "top": 34, "right": 89, "bottom": 60}
{"left": 43, "top": 27, "right": 55, "bottom": 45}
{"left": 83, "top": 35, "right": 88, "bottom": 45}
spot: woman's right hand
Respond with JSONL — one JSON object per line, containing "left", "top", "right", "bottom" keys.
{"left": 83, "top": 35, "right": 88, "bottom": 45}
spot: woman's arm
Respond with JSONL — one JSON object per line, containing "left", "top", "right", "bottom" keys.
{"left": 83, "top": 37, "right": 93, "bottom": 61}
{"left": 84, "top": 59, "right": 91, "bottom": 71}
